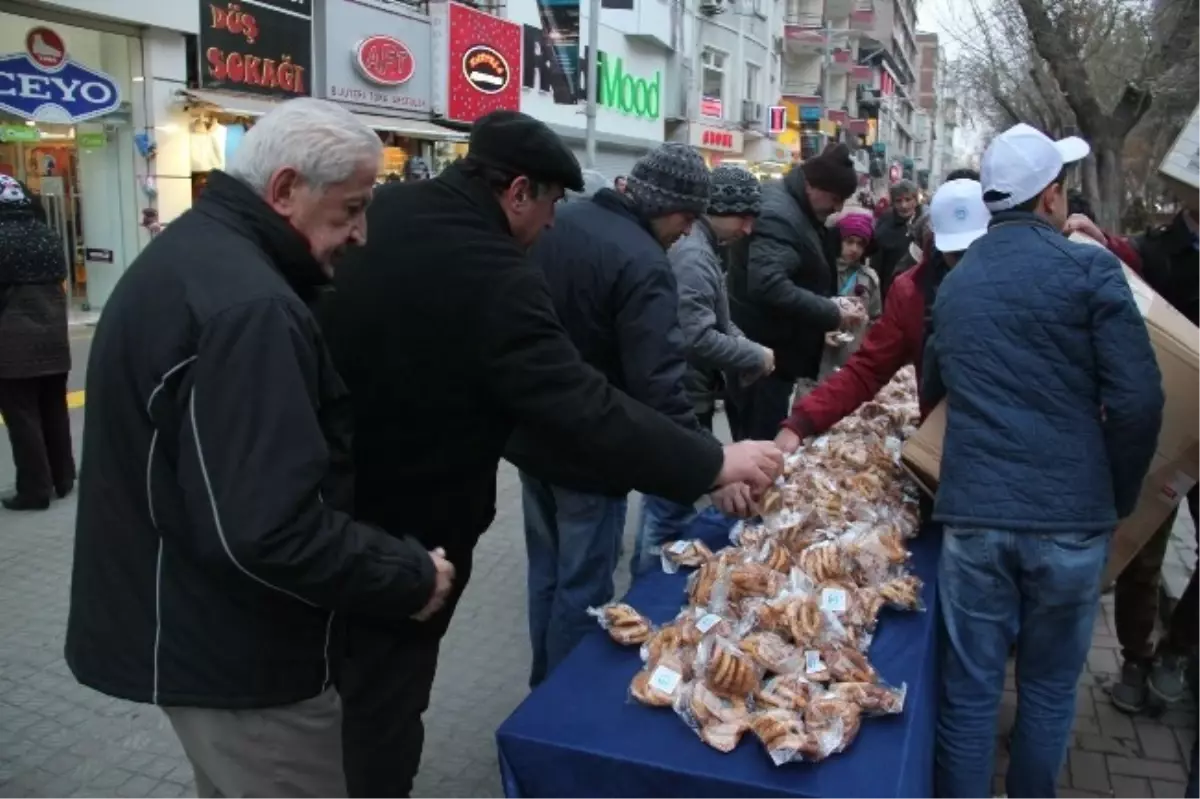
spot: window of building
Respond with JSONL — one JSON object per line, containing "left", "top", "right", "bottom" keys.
{"left": 701, "top": 48, "right": 726, "bottom": 118}
{"left": 745, "top": 63, "right": 761, "bottom": 104}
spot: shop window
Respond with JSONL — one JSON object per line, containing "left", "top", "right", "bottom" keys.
{"left": 700, "top": 48, "right": 726, "bottom": 119}
{"left": 744, "top": 63, "right": 760, "bottom": 105}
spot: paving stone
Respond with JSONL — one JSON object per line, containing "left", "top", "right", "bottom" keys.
{"left": 1107, "top": 755, "right": 1188, "bottom": 781}
{"left": 1173, "top": 726, "right": 1196, "bottom": 757}
{"left": 1111, "top": 774, "right": 1152, "bottom": 798}
{"left": 1151, "top": 778, "right": 1187, "bottom": 798}
{"left": 1097, "top": 701, "right": 1139, "bottom": 740}
{"left": 1088, "top": 647, "right": 1120, "bottom": 676}
{"left": 1069, "top": 749, "right": 1112, "bottom": 794}
{"left": 1137, "top": 719, "right": 1183, "bottom": 762}
{"left": 116, "top": 775, "right": 164, "bottom": 797}
{"left": 1076, "top": 732, "right": 1141, "bottom": 757}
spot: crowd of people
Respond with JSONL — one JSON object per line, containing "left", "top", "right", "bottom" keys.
{"left": 0, "top": 93, "right": 1188, "bottom": 798}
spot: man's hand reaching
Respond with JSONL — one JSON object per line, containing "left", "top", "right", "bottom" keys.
{"left": 711, "top": 482, "right": 755, "bottom": 517}
{"left": 412, "top": 548, "right": 456, "bottom": 621}
{"left": 717, "top": 440, "right": 783, "bottom": 491}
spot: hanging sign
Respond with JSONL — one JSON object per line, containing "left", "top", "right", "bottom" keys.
{"left": 0, "top": 27, "right": 122, "bottom": 124}
{"left": 77, "top": 131, "right": 108, "bottom": 148}
{"left": 768, "top": 105, "right": 786, "bottom": 134}
{"left": 198, "top": 1, "right": 313, "bottom": 98}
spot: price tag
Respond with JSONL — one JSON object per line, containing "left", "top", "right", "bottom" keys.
{"left": 648, "top": 665, "right": 682, "bottom": 695}
{"left": 804, "top": 650, "right": 824, "bottom": 676}
{"left": 696, "top": 613, "right": 723, "bottom": 634}
{"left": 668, "top": 540, "right": 689, "bottom": 554}
{"left": 820, "top": 587, "right": 848, "bottom": 614}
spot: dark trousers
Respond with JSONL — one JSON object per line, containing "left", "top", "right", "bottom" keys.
{"left": 1114, "top": 485, "right": 1199, "bottom": 663}
{"left": 338, "top": 548, "right": 474, "bottom": 798}
{"left": 0, "top": 374, "right": 75, "bottom": 501}
{"left": 725, "top": 374, "right": 794, "bottom": 442}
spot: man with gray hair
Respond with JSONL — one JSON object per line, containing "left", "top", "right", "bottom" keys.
{"left": 65, "top": 98, "right": 453, "bottom": 797}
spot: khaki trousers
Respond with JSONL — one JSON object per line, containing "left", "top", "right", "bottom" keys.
{"left": 163, "top": 687, "right": 347, "bottom": 798}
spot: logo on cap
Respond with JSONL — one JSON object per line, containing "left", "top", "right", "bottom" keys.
{"left": 462, "top": 45, "right": 510, "bottom": 95}
{"left": 954, "top": 206, "right": 968, "bottom": 221}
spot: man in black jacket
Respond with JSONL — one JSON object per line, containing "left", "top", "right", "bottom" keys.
{"left": 505, "top": 143, "right": 712, "bottom": 688}
{"left": 725, "top": 143, "right": 865, "bottom": 441}
{"left": 66, "top": 99, "right": 452, "bottom": 798}
{"left": 870, "top": 178, "right": 921, "bottom": 299}
{"left": 1110, "top": 202, "right": 1199, "bottom": 714}
{"left": 321, "top": 111, "right": 781, "bottom": 797}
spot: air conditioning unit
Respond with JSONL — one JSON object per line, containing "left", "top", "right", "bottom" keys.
{"left": 700, "top": 0, "right": 726, "bottom": 15}
{"left": 741, "top": 100, "right": 763, "bottom": 123}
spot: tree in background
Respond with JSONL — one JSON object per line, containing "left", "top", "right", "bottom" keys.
{"left": 943, "top": 0, "right": 1198, "bottom": 231}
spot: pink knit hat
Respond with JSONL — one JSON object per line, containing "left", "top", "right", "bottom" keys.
{"left": 837, "top": 211, "right": 874, "bottom": 243}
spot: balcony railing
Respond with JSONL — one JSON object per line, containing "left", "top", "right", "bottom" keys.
{"left": 784, "top": 11, "right": 823, "bottom": 27}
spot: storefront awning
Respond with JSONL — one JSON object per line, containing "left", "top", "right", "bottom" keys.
{"left": 177, "top": 90, "right": 467, "bottom": 141}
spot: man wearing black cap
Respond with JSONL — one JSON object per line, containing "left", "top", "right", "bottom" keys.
{"left": 725, "top": 142, "right": 866, "bottom": 441}
{"left": 322, "top": 111, "right": 782, "bottom": 797}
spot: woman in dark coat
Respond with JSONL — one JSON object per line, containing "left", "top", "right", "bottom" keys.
{"left": 0, "top": 175, "right": 75, "bottom": 510}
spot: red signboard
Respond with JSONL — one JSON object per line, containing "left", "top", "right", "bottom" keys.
{"left": 700, "top": 96, "right": 723, "bottom": 118}
{"left": 26, "top": 27, "right": 66, "bottom": 69}
{"left": 768, "top": 105, "right": 787, "bottom": 134}
{"left": 355, "top": 35, "right": 414, "bottom": 86}
{"left": 437, "top": 2, "right": 521, "bottom": 124}
{"left": 889, "top": 163, "right": 902, "bottom": 183}
{"left": 701, "top": 129, "right": 735, "bottom": 149}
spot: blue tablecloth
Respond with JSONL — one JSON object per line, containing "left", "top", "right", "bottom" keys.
{"left": 495, "top": 512, "right": 942, "bottom": 798}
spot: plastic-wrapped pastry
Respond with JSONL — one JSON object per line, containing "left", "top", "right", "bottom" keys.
{"left": 755, "top": 673, "right": 816, "bottom": 712}
{"left": 702, "top": 637, "right": 763, "bottom": 698}
{"left": 756, "top": 539, "right": 794, "bottom": 574}
{"left": 739, "top": 631, "right": 802, "bottom": 674}
{"left": 828, "top": 681, "right": 907, "bottom": 715}
{"left": 805, "top": 695, "right": 863, "bottom": 753}
{"left": 589, "top": 602, "right": 653, "bottom": 645}
{"left": 687, "top": 560, "right": 723, "bottom": 608}
{"left": 661, "top": 538, "right": 715, "bottom": 572}
{"left": 749, "top": 709, "right": 842, "bottom": 765}
{"left": 677, "top": 609, "right": 735, "bottom": 647}
{"left": 674, "top": 681, "right": 752, "bottom": 752}
{"left": 796, "top": 542, "right": 848, "bottom": 583}
{"left": 877, "top": 574, "right": 924, "bottom": 610}
{"left": 820, "top": 644, "right": 878, "bottom": 683}
{"left": 630, "top": 650, "right": 688, "bottom": 707}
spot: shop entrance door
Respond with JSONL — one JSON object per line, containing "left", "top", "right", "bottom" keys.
{"left": 37, "top": 175, "right": 83, "bottom": 305}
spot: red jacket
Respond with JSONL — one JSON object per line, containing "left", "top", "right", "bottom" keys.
{"left": 781, "top": 230, "right": 1143, "bottom": 437}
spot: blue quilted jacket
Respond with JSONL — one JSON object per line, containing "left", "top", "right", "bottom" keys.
{"left": 922, "top": 212, "right": 1164, "bottom": 531}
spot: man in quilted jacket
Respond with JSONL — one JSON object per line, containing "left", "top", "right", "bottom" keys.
{"left": 923, "top": 124, "right": 1165, "bottom": 798}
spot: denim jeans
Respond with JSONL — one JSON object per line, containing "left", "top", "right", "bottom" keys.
{"left": 935, "top": 526, "right": 1111, "bottom": 799}
{"left": 631, "top": 495, "right": 699, "bottom": 579}
{"left": 520, "top": 472, "right": 627, "bottom": 689}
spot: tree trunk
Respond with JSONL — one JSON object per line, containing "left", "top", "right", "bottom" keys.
{"left": 1080, "top": 154, "right": 1100, "bottom": 217}
{"left": 1092, "top": 140, "right": 1124, "bottom": 232}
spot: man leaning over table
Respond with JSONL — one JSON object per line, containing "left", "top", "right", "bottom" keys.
{"left": 922, "top": 123, "right": 1164, "bottom": 798}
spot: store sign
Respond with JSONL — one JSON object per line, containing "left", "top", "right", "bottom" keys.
{"left": 597, "top": 52, "right": 659, "bottom": 120}
{"left": 889, "top": 162, "right": 902, "bottom": 182}
{"left": 0, "top": 27, "right": 122, "bottom": 124}
{"left": 78, "top": 131, "right": 108, "bottom": 149}
{"left": 320, "top": 1, "right": 431, "bottom": 112}
{"left": 431, "top": 1, "right": 521, "bottom": 124}
{"left": 520, "top": 35, "right": 659, "bottom": 122}
{"left": 768, "top": 105, "right": 786, "bottom": 134}
{"left": 689, "top": 124, "right": 743, "bottom": 154}
{"left": 700, "top": 96, "right": 721, "bottom": 119}
{"left": 199, "top": 0, "right": 313, "bottom": 98}
{"left": 0, "top": 125, "right": 39, "bottom": 142}
{"left": 355, "top": 36, "right": 414, "bottom": 86}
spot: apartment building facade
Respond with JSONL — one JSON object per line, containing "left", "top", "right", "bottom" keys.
{"left": 775, "top": 0, "right": 922, "bottom": 191}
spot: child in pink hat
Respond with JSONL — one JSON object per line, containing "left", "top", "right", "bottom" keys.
{"left": 820, "top": 211, "right": 882, "bottom": 378}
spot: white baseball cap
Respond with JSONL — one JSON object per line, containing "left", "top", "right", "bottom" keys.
{"left": 929, "top": 179, "right": 991, "bottom": 253}
{"left": 980, "top": 123, "right": 1090, "bottom": 211}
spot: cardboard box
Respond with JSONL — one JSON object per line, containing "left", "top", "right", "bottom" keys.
{"left": 901, "top": 234, "right": 1200, "bottom": 584}
{"left": 1159, "top": 105, "right": 1199, "bottom": 206}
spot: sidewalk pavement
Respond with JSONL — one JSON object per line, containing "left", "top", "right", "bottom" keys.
{"left": 0, "top": 459, "right": 1194, "bottom": 797}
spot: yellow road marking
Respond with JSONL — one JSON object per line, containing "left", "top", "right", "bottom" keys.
{"left": 0, "top": 390, "right": 85, "bottom": 427}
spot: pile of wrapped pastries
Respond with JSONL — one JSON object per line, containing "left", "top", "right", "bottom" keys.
{"left": 590, "top": 367, "right": 926, "bottom": 766}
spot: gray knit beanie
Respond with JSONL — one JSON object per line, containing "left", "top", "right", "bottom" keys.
{"left": 625, "top": 143, "right": 711, "bottom": 217}
{"left": 708, "top": 165, "right": 761, "bottom": 216}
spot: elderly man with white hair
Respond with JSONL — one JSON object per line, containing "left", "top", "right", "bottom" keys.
{"left": 65, "top": 98, "right": 452, "bottom": 798}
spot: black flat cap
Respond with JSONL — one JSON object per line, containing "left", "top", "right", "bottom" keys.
{"left": 468, "top": 110, "right": 584, "bottom": 192}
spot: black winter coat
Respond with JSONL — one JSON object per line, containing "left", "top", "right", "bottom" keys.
{"left": 505, "top": 189, "right": 704, "bottom": 495}
{"left": 1135, "top": 211, "right": 1198, "bottom": 326}
{"left": 727, "top": 167, "right": 841, "bottom": 380}
{"left": 0, "top": 209, "right": 70, "bottom": 380}
{"left": 66, "top": 172, "right": 436, "bottom": 709}
{"left": 869, "top": 208, "right": 917, "bottom": 300}
{"left": 321, "top": 166, "right": 723, "bottom": 564}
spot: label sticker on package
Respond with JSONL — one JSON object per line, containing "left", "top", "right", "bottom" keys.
{"left": 1159, "top": 471, "right": 1198, "bottom": 503}
{"left": 804, "top": 650, "right": 824, "bottom": 675}
{"left": 668, "top": 540, "right": 689, "bottom": 554}
{"left": 820, "top": 587, "right": 848, "bottom": 613}
{"left": 696, "top": 613, "right": 723, "bottom": 634}
{"left": 648, "top": 665, "right": 682, "bottom": 695}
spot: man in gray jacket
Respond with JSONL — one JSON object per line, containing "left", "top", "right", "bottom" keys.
{"left": 630, "top": 166, "right": 772, "bottom": 576}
